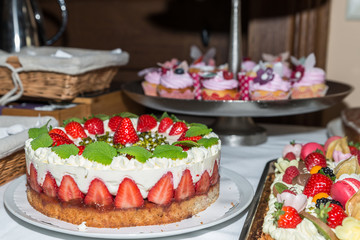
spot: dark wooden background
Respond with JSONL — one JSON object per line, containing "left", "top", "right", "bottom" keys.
{"left": 39, "top": 0, "right": 339, "bottom": 126}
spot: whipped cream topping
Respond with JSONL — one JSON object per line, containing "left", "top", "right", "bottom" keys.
{"left": 250, "top": 72, "right": 291, "bottom": 92}
{"left": 202, "top": 72, "right": 238, "bottom": 90}
{"left": 144, "top": 70, "right": 161, "bottom": 84}
{"left": 160, "top": 71, "right": 194, "bottom": 89}
{"left": 25, "top": 121, "right": 221, "bottom": 198}
{"left": 293, "top": 68, "right": 325, "bottom": 87}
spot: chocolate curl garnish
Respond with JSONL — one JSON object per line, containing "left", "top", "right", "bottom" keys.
{"left": 190, "top": 72, "right": 202, "bottom": 100}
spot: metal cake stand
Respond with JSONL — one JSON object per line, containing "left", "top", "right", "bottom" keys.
{"left": 122, "top": 80, "right": 353, "bottom": 146}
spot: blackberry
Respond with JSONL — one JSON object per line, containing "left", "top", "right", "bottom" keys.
{"left": 319, "top": 167, "right": 336, "bottom": 181}
{"left": 315, "top": 197, "right": 343, "bottom": 209}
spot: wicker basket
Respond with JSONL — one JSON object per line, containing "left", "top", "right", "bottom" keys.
{"left": 0, "top": 150, "right": 25, "bottom": 186}
{"left": 0, "top": 56, "right": 119, "bottom": 101}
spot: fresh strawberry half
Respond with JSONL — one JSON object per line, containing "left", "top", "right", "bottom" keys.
{"left": 108, "top": 115, "right": 123, "bottom": 132}
{"left": 148, "top": 172, "right": 174, "bottom": 205}
{"left": 49, "top": 128, "right": 70, "bottom": 140}
{"left": 169, "top": 122, "right": 188, "bottom": 136}
{"left": 178, "top": 134, "right": 202, "bottom": 142}
{"left": 210, "top": 161, "right": 219, "bottom": 185}
{"left": 113, "top": 118, "right": 139, "bottom": 145}
{"left": 58, "top": 175, "right": 84, "bottom": 202}
{"left": 84, "top": 117, "right": 104, "bottom": 135}
{"left": 137, "top": 114, "right": 157, "bottom": 132}
{"left": 305, "top": 151, "right": 327, "bottom": 171}
{"left": 77, "top": 145, "right": 85, "bottom": 155}
{"left": 195, "top": 171, "right": 210, "bottom": 195}
{"left": 84, "top": 178, "right": 113, "bottom": 207}
{"left": 303, "top": 173, "right": 333, "bottom": 197}
{"left": 158, "top": 117, "right": 173, "bottom": 133}
{"left": 49, "top": 133, "right": 74, "bottom": 146}
{"left": 175, "top": 169, "right": 195, "bottom": 201}
{"left": 316, "top": 202, "right": 347, "bottom": 228}
{"left": 29, "top": 164, "right": 42, "bottom": 193}
{"left": 114, "top": 178, "right": 144, "bottom": 209}
{"left": 42, "top": 172, "right": 58, "bottom": 198}
{"left": 64, "top": 121, "right": 87, "bottom": 139}
{"left": 273, "top": 202, "right": 302, "bottom": 228}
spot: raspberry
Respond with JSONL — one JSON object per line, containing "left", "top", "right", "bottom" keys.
{"left": 282, "top": 166, "right": 300, "bottom": 184}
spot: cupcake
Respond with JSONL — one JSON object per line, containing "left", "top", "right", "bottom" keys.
{"left": 201, "top": 71, "right": 239, "bottom": 100}
{"left": 290, "top": 53, "right": 328, "bottom": 99}
{"left": 138, "top": 58, "right": 179, "bottom": 96}
{"left": 157, "top": 61, "right": 195, "bottom": 99}
{"left": 188, "top": 45, "right": 216, "bottom": 75}
{"left": 249, "top": 62, "right": 291, "bottom": 100}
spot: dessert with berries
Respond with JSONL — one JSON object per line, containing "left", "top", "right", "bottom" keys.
{"left": 25, "top": 112, "right": 221, "bottom": 228}
{"left": 290, "top": 53, "right": 328, "bottom": 99}
{"left": 201, "top": 71, "right": 240, "bottom": 100}
{"left": 258, "top": 137, "right": 360, "bottom": 240}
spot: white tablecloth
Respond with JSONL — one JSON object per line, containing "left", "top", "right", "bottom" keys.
{"left": 0, "top": 124, "right": 328, "bottom": 240}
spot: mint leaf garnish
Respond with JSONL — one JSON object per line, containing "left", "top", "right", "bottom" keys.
{"left": 28, "top": 121, "right": 50, "bottom": 139}
{"left": 52, "top": 144, "right": 79, "bottom": 159}
{"left": 185, "top": 125, "right": 212, "bottom": 137}
{"left": 63, "top": 117, "right": 84, "bottom": 126}
{"left": 118, "top": 112, "right": 138, "bottom": 118}
{"left": 152, "top": 145, "right": 187, "bottom": 159}
{"left": 94, "top": 114, "right": 110, "bottom": 121}
{"left": 197, "top": 137, "right": 219, "bottom": 148}
{"left": 170, "top": 114, "right": 182, "bottom": 123}
{"left": 82, "top": 142, "right": 117, "bottom": 165}
{"left": 159, "top": 112, "right": 170, "bottom": 121}
{"left": 118, "top": 146, "right": 151, "bottom": 163}
{"left": 31, "top": 133, "right": 53, "bottom": 150}
{"left": 172, "top": 140, "right": 201, "bottom": 148}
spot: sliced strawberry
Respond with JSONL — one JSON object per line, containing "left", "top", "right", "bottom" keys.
{"left": 84, "top": 117, "right": 104, "bottom": 135}
{"left": 84, "top": 178, "right": 113, "bottom": 207}
{"left": 108, "top": 115, "right": 123, "bottom": 132}
{"left": 178, "top": 132, "right": 202, "bottom": 142}
{"left": 210, "top": 161, "right": 219, "bottom": 185}
{"left": 169, "top": 122, "right": 188, "bottom": 136}
{"left": 137, "top": 114, "right": 157, "bottom": 132}
{"left": 77, "top": 145, "right": 85, "bottom": 155}
{"left": 64, "top": 121, "right": 87, "bottom": 139}
{"left": 195, "top": 171, "right": 210, "bottom": 195}
{"left": 114, "top": 178, "right": 144, "bottom": 209}
{"left": 58, "top": 175, "right": 84, "bottom": 202}
{"left": 158, "top": 117, "right": 173, "bottom": 133}
{"left": 49, "top": 133, "right": 74, "bottom": 146}
{"left": 49, "top": 128, "right": 70, "bottom": 140}
{"left": 175, "top": 169, "right": 195, "bottom": 201}
{"left": 113, "top": 118, "right": 139, "bottom": 145}
{"left": 42, "top": 172, "right": 58, "bottom": 198}
{"left": 148, "top": 172, "right": 174, "bottom": 205}
{"left": 29, "top": 164, "right": 42, "bottom": 193}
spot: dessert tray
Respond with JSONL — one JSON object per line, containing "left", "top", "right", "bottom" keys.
{"left": 4, "top": 168, "right": 253, "bottom": 239}
{"left": 239, "top": 159, "right": 276, "bottom": 239}
{"left": 122, "top": 80, "right": 352, "bottom": 145}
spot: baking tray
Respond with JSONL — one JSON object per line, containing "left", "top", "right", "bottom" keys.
{"left": 239, "top": 159, "right": 276, "bottom": 239}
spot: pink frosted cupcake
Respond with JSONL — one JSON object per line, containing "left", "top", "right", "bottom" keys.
{"left": 201, "top": 71, "right": 239, "bottom": 100}
{"left": 250, "top": 62, "right": 291, "bottom": 100}
{"left": 157, "top": 62, "right": 195, "bottom": 99}
{"left": 262, "top": 52, "right": 292, "bottom": 78}
{"left": 290, "top": 53, "right": 328, "bottom": 99}
{"left": 138, "top": 68, "right": 161, "bottom": 96}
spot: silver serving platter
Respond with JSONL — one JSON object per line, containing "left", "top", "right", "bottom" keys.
{"left": 122, "top": 80, "right": 353, "bottom": 117}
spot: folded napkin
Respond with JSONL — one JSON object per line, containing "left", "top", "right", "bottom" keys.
{"left": 0, "top": 116, "right": 58, "bottom": 159}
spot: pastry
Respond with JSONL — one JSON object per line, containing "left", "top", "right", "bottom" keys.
{"left": 201, "top": 71, "right": 240, "bottom": 100}
{"left": 25, "top": 112, "right": 221, "bottom": 228}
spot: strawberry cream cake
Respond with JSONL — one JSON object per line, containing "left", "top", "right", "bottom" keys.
{"left": 25, "top": 112, "right": 221, "bottom": 228}
{"left": 256, "top": 137, "right": 360, "bottom": 240}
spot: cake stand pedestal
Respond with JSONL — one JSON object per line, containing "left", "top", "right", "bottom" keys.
{"left": 122, "top": 80, "right": 353, "bottom": 146}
